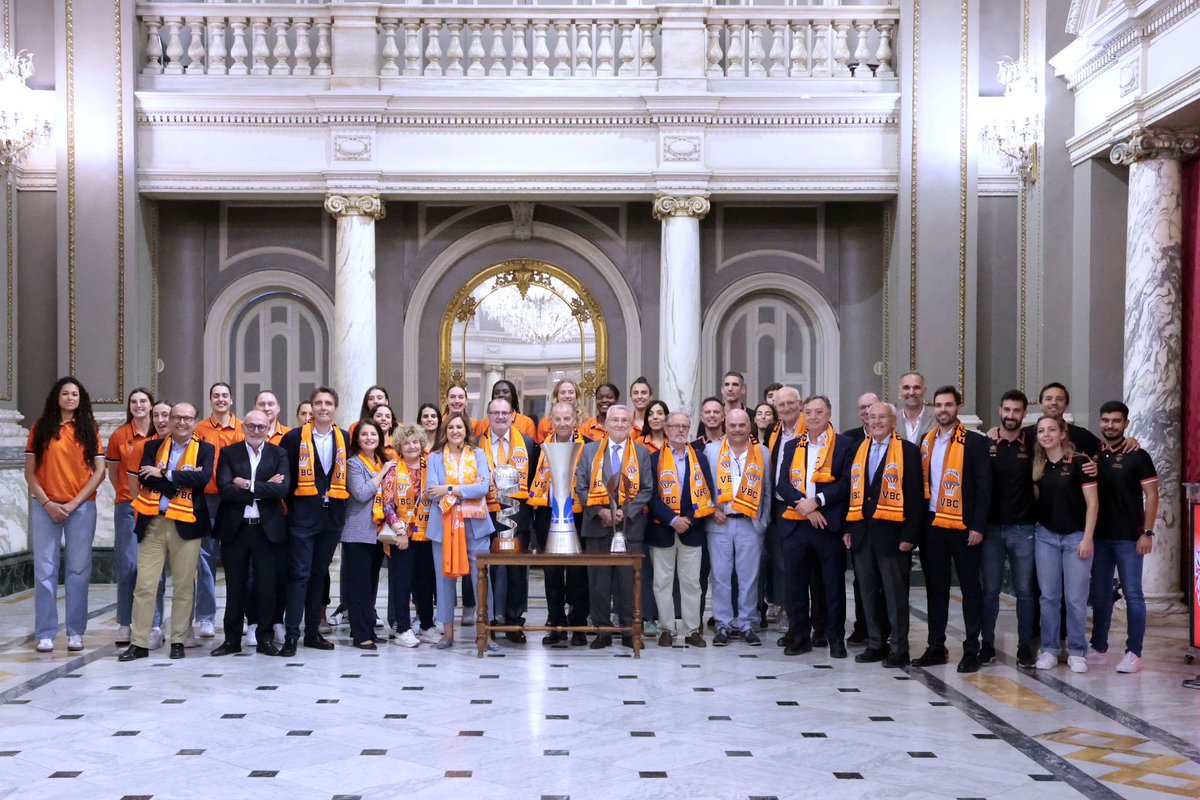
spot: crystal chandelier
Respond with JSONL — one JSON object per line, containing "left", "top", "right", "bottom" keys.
{"left": 476, "top": 281, "right": 577, "bottom": 344}
{"left": 980, "top": 57, "right": 1041, "bottom": 185}
{"left": 0, "top": 48, "right": 52, "bottom": 175}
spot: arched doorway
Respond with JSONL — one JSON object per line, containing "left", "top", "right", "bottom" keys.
{"left": 440, "top": 258, "right": 608, "bottom": 420}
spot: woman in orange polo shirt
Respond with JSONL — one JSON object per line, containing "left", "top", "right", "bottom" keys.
{"left": 25, "top": 377, "right": 106, "bottom": 653}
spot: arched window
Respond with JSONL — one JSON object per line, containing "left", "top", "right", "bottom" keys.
{"left": 229, "top": 291, "right": 327, "bottom": 421}
{"left": 717, "top": 293, "right": 817, "bottom": 399}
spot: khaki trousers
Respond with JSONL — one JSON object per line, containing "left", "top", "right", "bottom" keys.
{"left": 131, "top": 516, "right": 203, "bottom": 647}
{"left": 652, "top": 535, "right": 703, "bottom": 635}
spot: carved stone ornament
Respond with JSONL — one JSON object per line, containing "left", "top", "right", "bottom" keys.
{"left": 662, "top": 134, "right": 702, "bottom": 162}
{"left": 510, "top": 201, "right": 534, "bottom": 241}
{"left": 1110, "top": 130, "right": 1199, "bottom": 166}
{"left": 324, "top": 193, "right": 386, "bottom": 219}
{"left": 652, "top": 194, "right": 711, "bottom": 220}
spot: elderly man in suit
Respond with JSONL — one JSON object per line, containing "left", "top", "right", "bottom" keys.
{"left": 575, "top": 403, "right": 653, "bottom": 650}
{"left": 844, "top": 402, "right": 924, "bottom": 668}
{"left": 211, "top": 409, "right": 291, "bottom": 657}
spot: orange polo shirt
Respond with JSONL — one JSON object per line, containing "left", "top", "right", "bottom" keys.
{"left": 196, "top": 414, "right": 243, "bottom": 494}
{"left": 580, "top": 417, "right": 607, "bottom": 442}
{"left": 25, "top": 420, "right": 101, "bottom": 503}
{"left": 266, "top": 423, "right": 290, "bottom": 446}
{"left": 105, "top": 421, "right": 153, "bottom": 504}
{"left": 473, "top": 412, "right": 536, "bottom": 441}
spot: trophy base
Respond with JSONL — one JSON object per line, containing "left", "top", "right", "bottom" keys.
{"left": 492, "top": 536, "right": 524, "bottom": 554}
{"left": 545, "top": 529, "right": 582, "bottom": 555}
{"left": 377, "top": 532, "right": 399, "bottom": 547}
{"left": 610, "top": 533, "right": 627, "bottom": 554}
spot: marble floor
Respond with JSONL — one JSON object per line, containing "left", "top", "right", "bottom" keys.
{"left": 1, "top": 566, "right": 1198, "bottom": 800}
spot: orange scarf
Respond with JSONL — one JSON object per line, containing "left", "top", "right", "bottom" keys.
{"left": 295, "top": 423, "right": 348, "bottom": 499}
{"left": 586, "top": 437, "right": 641, "bottom": 507}
{"left": 528, "top": 431, "right": 584, "bottom": 512}
{"left": 656, "top": 444, "right": 714, "bottom": 519}
{"left": 782, "top": 424, "right": 837, "bottom": 520}
{"left": 847, "top": 433, "right": 906, "bottom": 523}
{"left": 389, "top": 455, "right": 430, "bottom": 541}
{"left": 482, "top": 429, "right": 531, "bottom": 511}
{"left": 131, "top": 436, "right": 202, "bottom": 523}
{"left": 716, "top": 438, "right": 765, "bottom": 517}
{"left": 440, "top": 447, "right": 487, "bottom": 578}
{"left": 768, "top": 417, "right": 807, "bottom": 454}
{"left": 357, "top": 453, "right": 385, "bottom": 530}
{"left": 921, "top": 423, "right": 968, "bottom": 530}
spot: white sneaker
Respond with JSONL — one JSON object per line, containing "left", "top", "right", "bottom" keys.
{"left": 245, "top": 624, "right": 258, "bottom": 647}
{"left": 461, "top": 607, "right": 476, "bottom": 626}
{"left": 196, "top": 620, "right": 216, "bottom": 638}
{"left": 1034, "top": 652, "right": 1057, "bottom": 670}
{"left": 182, "top": 627, "right": 200, "bottom": 648}
{"left": 148, "top": 627, "right": 164, "bottom": 649}
{"left": 36, "top": 638, "right": 53, "bottom": 653}
{"left": 777, "top": 610, "right": 789, "bottom": 634}
{"left": 1067, "top": 655, "right": 1089, "bottom": 673}
{"left": 394, "top": 629, "right": 420, "bottom": 648}
{"left": 1115, "top": 652, "right": 1143, "bottom": 674}
{"left": 418, "top": 627, "right": 442, "bottom": 644}
{"left": 765, "top": 604, "right": 780, "bottom": 623}
{"left": 273, "top": 623, "right": 286, "bottom": 643}
{"left": 116, "top": 625, "right": 131, "bottom": 645}
{"left": 1087, "top": 647, "right": 1109, "bottom": 665}
{"left": 67, "top": 635, "right": 83, "bottom": 651}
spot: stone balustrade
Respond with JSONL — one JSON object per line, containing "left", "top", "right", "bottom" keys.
{"left": 706, "top": 9, "right": 895, "bottom": 79}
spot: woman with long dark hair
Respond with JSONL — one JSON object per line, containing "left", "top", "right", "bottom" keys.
{"left": 25, "top": 377, "right": 106, "bottom": 653}
{"left": 418, "top": 403, "right": 442, "bottom": 455}
{"left": 629, "top": 377, "right": 654, "bottom": 437}
{"left": 637, "top": 399, "right": 670, "bottom": 453}
{"left": 753, "top": 402, "right": 779, "bottom": 444}
{"left": 343, "top": 418, "right": 395, "bottom": 650}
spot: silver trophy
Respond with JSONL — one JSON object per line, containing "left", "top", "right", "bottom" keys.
{"left": 491, "top": 463, "right": 524, "bottom": 553}
{"left": 541, "top": 441, "right": 582, "bottom": 555}
{"left": 606, "top": 472, "right": 633, "bottom": 553}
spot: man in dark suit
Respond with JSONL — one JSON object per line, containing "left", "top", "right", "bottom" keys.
{"left": 575, "top": 403, "right": 653, "bottom": 649}
{"left": 766, "top": 387, "right": 806, "bottom": 644}
{"left": 120, "top": 403, "right": 215, "bottom": 662}
{"left": 913, "top": 386, "right": 993, "bottom": 673}
{"left": 842, "top": 392, "right": 883, "bottom": 647}
{"left": 777, "top": 395, "right": 854, "bottom": 658}
{"left": 277, "top": 387, "right": 348, "bottom": 657}
{"left": 211, "top": 409, "right": 290, "bottom": 657}
{"left": 845, "top": 402, "right": 923, "bottom": 668}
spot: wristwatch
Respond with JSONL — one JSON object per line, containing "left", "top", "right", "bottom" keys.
{"left": 1142, "top": 529, "right": 1155, "bottom": 538}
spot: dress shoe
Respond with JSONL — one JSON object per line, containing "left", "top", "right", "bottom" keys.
{"left": 279, "top": 636, "right": 298, "bottom": 657}
{"left": 855, "top": 646, "right": 888, "bottom": 663}
{"left": 957, "top": 652, "right": 981, "bottom": 673}
{"left": 1016, "top": 644, "right": 1036, "bottom": 669}
{"left": 505, "top": 631, "right": 527, "bottom": 644}
{"left": 118, "top": 645, "right": 149, "bottom": 662}
{"left": 589, "top": 634, "right": 611, "bottom": 650}
{"left": 911, "top": 647, "right": 949, "bottom": 667}
{"left": 542, "top": 631, "right": 567, "bottom": 646}
{"left": 882, "top": 651, "right": 910, "bottom": 669}
{"left": 979, "top": 645, "right": 997, "bottom": 665}
{"left": 706, "top": 616, "right": 716, "bottom": 629}
{"left": 658, "top": 631, "right": 674, "bottom": 647}
{"left": 570, "top": 632, "right": 589, "bottom": 647}
{"left": 812, "top": 634, "right": 828, "bottom": 648}
{"left": 847, "top": 628, "right": 869, "bottom": 647}
{"left": 303, "top": 634, "right": 335, "bottom": 651}
{"left": 784, "top": 638, "right": 812, "bottom": 656}
{"left": 210, "top": 642, "right": 242, "bottom": 657}
{"left": 712, "top": 630, "right": 730, "bottom": 647}
{"left": 684, "top": 632, "right": 706, "bottom": 648}
{"left": 829, "top": 640, "right": 848, "bottom": 659}
{"left": 353, "top": 641, "right": 378, "bottom": 651}
{"left": 169, "top": 643, "right": 185, "bottom": 659}
{"left": 256, "top": 641, "right": 282, "bottom": 657}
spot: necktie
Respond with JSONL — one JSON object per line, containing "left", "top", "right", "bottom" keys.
{"left": 869, "top": 442, "right": 885, "bottom": 480}
{"left": 498, "top": 437, "right": 508, "bottom": 464}
{"left": 610, "top": 443, "right": 621, "bottom": 476}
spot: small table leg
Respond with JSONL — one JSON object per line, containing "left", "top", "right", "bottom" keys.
{"left": 476, "top": 566, "right": 489, "bottom": 658}
{"left": 631, "top": 558, "right": 643, "bottom": 659}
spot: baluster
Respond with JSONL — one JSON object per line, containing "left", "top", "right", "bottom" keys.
{"left": 511, "top": 21, "right": 530, "bottom": 76}
{"left": 184, "top": 17, "right": 205, "bottom": 74}
{"left": 292, "top": 18, "right": 312, "bottom": 76}
{"left": 726, "top": 22, "right": 745, "bottom": 77}
{"left": 163, "top": 16, "right": 184, "bottom": 75}
{"left": 142, "top": 17, "right": 163, "bottom": 75}
{"left": 638, "top": 21, "right": 656, "bottom": 76}
{"left": 747, "top": 21, "right": 767, "bottom": 77}
{"left": 874, "top": 20, "right": 894, "bottom": 78}
{"left": 465, "top": 20, "right": 485, "bottom": 76}
{"left": 250, "top": 17, "right": 270, "bottom": 76}
{"left": 788, "top": 21, "right": 809, "bottom": 78}
{"left": 206, "top": 17, "right": 227, "bottom": 75}
{"left": 445, "top": 20, "right": 464, "bottom": 77}
{"left": 616, "top": 21, "right": 635, "bottom": 76}
{"left": 314, "top": 20, "right": 331, "bottom": 76}
{"left": 271, "top": 18, "right": 292, "bottom": 76}
{"left": 402, "top": 21, "right": 422, "bottom": 76}
{"left": 229, "top": 17, "right": 249, "bottom": 75}
{"left": 705, "top": 23, "right": 723, "bottom": 78}
{"left": 488, "top": 20, "right": 508, "bottom": 76}
{"left": 851, "top": 20, "right": 873, "bottom": 77}
{"left": 768, "top": 22, "right": 786, "bottom": 77}
{"left": 551, "top": 20, "right": 571, "bottom": 76}
{"left": 576, "top": 22, "right": 593, "bottom": 77}
{"left": 424, "top": 20, "right": 444, "bottom": 76}
{"left": 831, "top": 21, "right": 851, "bottom": 77}
{"left": 531, "top": 20, "right": 550, "bottom": 77}
{"left": 810, "top": 20, "right": 830, "bottom": 78}
{"left": 596, "top": 20, "right": 615, "bottom": 76}
{"left": 380, "top": 18, "right": 400, "bottom": 77}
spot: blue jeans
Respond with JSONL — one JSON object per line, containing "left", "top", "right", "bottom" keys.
{"left": 114, "top": 502, "right": 164, "bottom": 628}
{"left": 192, "top": 495, "right": 221, "bottom": 624}
{"left": 1090, "top": 539, "right": 1146, "bottom": 657}
{"left": 1033, "top": 526, "right": 1092, "bottom": 657}
{"left": 31, "top": 500, "right": 97, "bottom": 640}
{"left": 980, "top": 524, "right": 1036, "bottom": 649}
{"left": 431, "top": 536, "right": 492, "bottom": 626}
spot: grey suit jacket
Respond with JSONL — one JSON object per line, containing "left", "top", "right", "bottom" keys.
{"left": 900, "top": 407, "right": 936, "bottom": 445}
{"left": 704, "top": 441, "right": 773, "bottom": 535}
{"left": 574, "top": 438, "right": 653, "bottom": 542}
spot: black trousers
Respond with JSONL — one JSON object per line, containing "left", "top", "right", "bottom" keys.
{"left": 781, "top": 521, "right": 846, "bottom": 643}
{"left": 918, "top": 522, "right": 983, "bottom": 655}
{"left": 386, "top": 543, "right": 416, "bottom": 632}
{"left": 765, "top": 504, "right": 790, "bottom": 607}
{"left": 585, "top": 534, "right": 638, "bottom": 627}
{"left": 407, "top": 539, "right": 436, "bottom": 630}
{"left": 853, "top": 540, "right": 911, "bottom": 654}
{"left": 222, "top": 520, "right": 283, "bottom": 646}
{"left": 285, "top": 511, "right": 341, "bottom": 639}
{"left": 342, "top": 541, "right": 384, "bottom": 645}
{"left": 489, "top": 529, "right": 531, "bottom": 625}
{"left": 849, "top": 549, "right": 888, "bottom": 639}
{"left": 535, "top": 511, "right": 590, "bottom": 627}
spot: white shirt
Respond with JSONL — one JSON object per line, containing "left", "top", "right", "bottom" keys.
{"left": 723, "top": 446, "right": 748, "bottom": 514}
{"left": 773, "top": 420, "right": 801, "bottom": 500}
{"left": 244, "top": 441, "right": 263, "bottom": 519}
{"left": 903, "top": 409, "right": 926, "bottom": 444}
{"left": 927, "top": 426, "right": 952, "bottom": 511}
{"left": 608, "top": 440, "right": 626, "bottom": 475}
{"left": 491, "top": 431, "right": 511, "bottom": 463}
{"left": 312, "top": 426, "right": 334, "bottom": 475}
{"left": 803, "top": 430, "right": 828, "bottom": 506}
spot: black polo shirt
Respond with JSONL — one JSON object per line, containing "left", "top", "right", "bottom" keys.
{"left": 1023, "top": 422, "right": 1101, "bottom": 458}
{"left": 987, "top": 433, "right": 1034, "bottom": 525}
{"left": 1034, "top": 455, "right": 1096, "bottom": 534}
{"left": 1095, "top": 440, "right": 1158, "bottom": 541}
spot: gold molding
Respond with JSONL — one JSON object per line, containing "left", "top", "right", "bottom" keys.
{"left": 66, "top": 0, "right": 77, "bottom": 376}
{"left": 882, "top": 202, "right": 892, "bottom": 396}
{"left": 908, "top": 0, "right": 920, "bottom": 371}
{"left": 957, "top": 0, "right": 969, "bottom": 393}
{"left": 111, "top": 0, "right": 126, "bottom": 405}
{"left": 1018, "top": 0, "right": 1030, "bottom": 394}
{"left": 439, "top": 258, "right": 608, "bottom": 403}
{"left": 148, "top": 198, "right": 159, "bottom": 397}
{"left": 3, "top": 182, "right": 12, "bottom": 402}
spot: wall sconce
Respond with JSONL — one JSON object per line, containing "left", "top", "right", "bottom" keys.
{"left": 980, "top": 57, "right": 1042, "bottom": 185}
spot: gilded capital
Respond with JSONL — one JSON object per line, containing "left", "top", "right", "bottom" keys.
{"left": 324, "top": 193, "right": 386, "bottom": 220}
{"left": 1110, "top": 129, "right": 1199, "bottom": 166}
{"left": 652, "top": 194, "right": 710, "bottom": 221}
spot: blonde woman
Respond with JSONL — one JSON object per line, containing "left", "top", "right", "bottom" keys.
{"left": 383, "top": 425, "right": 437, "bottom": 646}
{"left": 536, "top": 379, "right": 580, "bottom": 443}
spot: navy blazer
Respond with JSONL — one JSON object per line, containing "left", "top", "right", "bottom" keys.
{"left": 777, "top": 432, "right": 855, "bottom": 534}
{"left": 845, "top": 438, "right": 924, "bottom": 554}
{"left": 216, "top": 441, "right": 291, "bottom": 544}
{"left": 132, "top": 437, "right": 215, "bottom": 541}
{"left": 646, "top": 445, "right": 716, "bottom": 548}
{"left": 279, "top": 425, "right": 349, "bottom": 529}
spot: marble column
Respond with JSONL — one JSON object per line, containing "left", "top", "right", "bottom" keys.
{"left": 652, "top": 194, "right": 709, "bottom": 417}
{"left": 1110, "top": 130, "right": 1199, "bottom": 611}
{"left": 324, "top": 193, "right": 385, "bottom": 429}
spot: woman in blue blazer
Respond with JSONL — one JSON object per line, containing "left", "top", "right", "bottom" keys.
{"left": 424, "top": 412, "right": 495, "bottom": 649}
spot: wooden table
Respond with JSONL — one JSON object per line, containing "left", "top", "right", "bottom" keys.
{"left": 475, "top": 552, "right": 644, "bottom": 658}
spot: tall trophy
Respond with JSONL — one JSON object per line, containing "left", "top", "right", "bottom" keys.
{"left": 606, "top": 472, "right": 634, "bottom": 553}
{"left": 491, "top": 463, "right": 524, "bottom": 553}
{"left": 541, "top": 441, "right": 582, "bottom": 555}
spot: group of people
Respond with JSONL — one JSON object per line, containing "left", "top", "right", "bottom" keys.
{"left": 24, "top": 370, "right": 1158, "bottom": 676}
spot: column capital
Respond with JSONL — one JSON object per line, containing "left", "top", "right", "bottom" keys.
{"left": 652, "top": 194, "right": 710, "bottom": 221}
{"left": 324, "top": 193, "right": 386, "bottom": 220}
{"left": 1109, "top": 129, "right": 1199, "bottom": 166}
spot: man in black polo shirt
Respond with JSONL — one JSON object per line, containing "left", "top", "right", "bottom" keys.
{"left": 980, "top": 390, "right": 1037, "bottom": 668}
{"left": 1090, "top": 400, "right": 1159, "bottom": 674}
